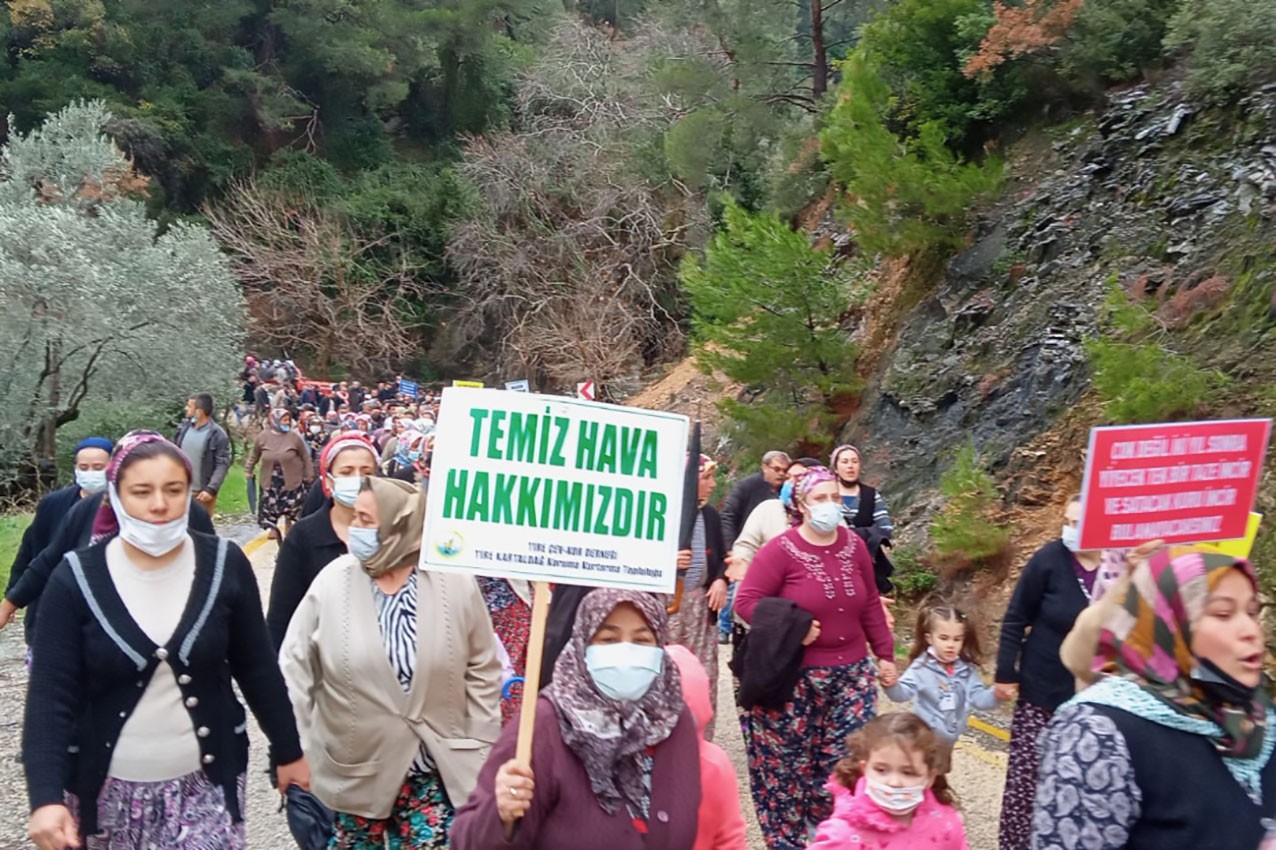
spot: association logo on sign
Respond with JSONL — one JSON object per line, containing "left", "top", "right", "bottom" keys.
{"left": 435, "top": 531, "right": 465, "bottom": 558}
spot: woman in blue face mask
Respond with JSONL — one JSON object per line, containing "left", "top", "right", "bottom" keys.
{"left": 452, "top": 589, "right": 703, "bottom": 850}
{"left": 732, "top": 466, "right": 896, "bottom": 850}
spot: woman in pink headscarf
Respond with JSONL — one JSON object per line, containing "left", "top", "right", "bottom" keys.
{"left": 733, "top": 465, "right": 895, "bottom": 850}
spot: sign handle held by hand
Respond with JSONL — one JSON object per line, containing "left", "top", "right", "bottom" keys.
{"left": 505, "top": 580, "right": 552, "bottom": 840}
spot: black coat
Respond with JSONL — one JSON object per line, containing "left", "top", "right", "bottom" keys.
{"left": 719, "top": 472, "right": 778, "bottom": 548}
{"left": 6, "top": 484, "right": 83, "bottom": 643}
{"left": 995, "top": 539, "right": 1089, "bottom": 711}
{"left": 5, "top": 493, "right": 215, "bottom": 637}
{"left": 266, "top": 501, "right": 348, "bottom": 652}
{"left": 730, "top": 597, "right": 814, "bottom": 710}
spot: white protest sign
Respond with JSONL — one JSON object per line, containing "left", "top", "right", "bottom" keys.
{"left": 421, "top": 388, "right": 689, "bottom": 592}
{"left": 505, "top": 379, "right": 531, "bottom": 393}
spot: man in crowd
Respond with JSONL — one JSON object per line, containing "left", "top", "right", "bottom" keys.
{"left": 715, "top": 449, "right": 790, "bottom": 642}
{"left": 0, "top": 437, "right": 113, "bottom": 651}
{"left": 176, "top": 392, "right": 232, "bottom": 518}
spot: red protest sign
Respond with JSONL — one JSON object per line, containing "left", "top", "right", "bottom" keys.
{"left": 1078, "top": 419, "right": 1272, "bottom": 549}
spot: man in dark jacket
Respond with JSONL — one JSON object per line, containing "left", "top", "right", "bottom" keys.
{"left": 716, "top": 449, "right": 789, "bottom": 642}
{"left": 719, "top": 450, "right": 790, "bottom": 546}
{"left": 176, "top": 392, "right": 232, "bottom": 518}
{"left": 2, "top": 437, "right": 113, "bottom": 647}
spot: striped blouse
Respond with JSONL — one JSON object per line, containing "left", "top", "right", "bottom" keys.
{"left": 372, "top": 574, "right": 435, "bottom": 775}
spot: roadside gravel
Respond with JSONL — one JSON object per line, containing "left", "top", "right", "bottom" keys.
{"left": 0, "top": 529, "right": 1007, "bottom": 850}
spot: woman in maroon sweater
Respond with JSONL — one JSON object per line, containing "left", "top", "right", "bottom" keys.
{"left": 734, "top": 466, "right": 896, "bottom": 850}
{"left": 451, "top": 589, "right": 701, "bottom": 850}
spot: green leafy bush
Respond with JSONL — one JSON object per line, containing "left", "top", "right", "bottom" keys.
{"left": 1165, "top": 0, "right": 1276, "bottom": 104}
{"left": 1084, "top": 283, "right": 1228, "bottom": 423}
{"left": 821, "top": 51, "right": 1003, "bottom": 259}
{"left": 929, "top": 443, "right": 1012, "bottom": 577}
{"left": 1054, "top": 0, "right": 1182, "bottom": 89}
{"left": 890, "top": 543, "right": 939, "bottom": 600}
{"left": 856, "top": 0, "right": 1026, "bottom": 146}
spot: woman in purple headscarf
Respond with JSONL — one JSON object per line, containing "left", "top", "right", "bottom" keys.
{"left": 23, "top": 431, "right": 307, "bottom": 850}
{"left": 733, "top": 465, "right": 896, "bottom": 850}
{"left": 451, "top": 589, "right": 702, "bottom": 850}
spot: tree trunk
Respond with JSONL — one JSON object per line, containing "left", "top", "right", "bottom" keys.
{"left": 811, "top": 0, "right": 829, "bottom": 101}
{"left": 41, "top": 339, "right": 61, "bottom": 461}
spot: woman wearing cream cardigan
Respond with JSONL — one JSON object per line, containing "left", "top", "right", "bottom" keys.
{"left": 280, "top": 477, "right": 502, "bottom": 849}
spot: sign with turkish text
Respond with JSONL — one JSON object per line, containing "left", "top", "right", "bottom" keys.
{"left": 398, "top": 379, "right": 419, "bottom": 397}
{"left": 453, "top": 380, "right": 485, "bottom": 388}
{"left": 505, "top": 380, "right": 531, "bottom": 393}
{"left": 1078, "top": 419, "right": 1272, "bottom": 549}
{"left": 420, "top": 388, "right": 689, "bottom": 592}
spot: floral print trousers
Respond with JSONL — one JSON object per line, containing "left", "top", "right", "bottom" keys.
{"left": 742, "top": 658, "right": 878, "bottom": 850}
{"left": 329, "top": 771, "right": 453, "bottom": 850}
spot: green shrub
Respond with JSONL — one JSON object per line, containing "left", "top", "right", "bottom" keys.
{"left": 1054, "top": 0, "right": 1182, "bottom": 89}
{"left": 821, "top": 51, "right": 1004, "bottom": 259}
{"left": 1084, "top": 283, "right": 1228, "bottom": 423}
{"left": 856, "top": 0, "right": 1027, "bottom": 146}
{"left": 890, "top": 543, "right": 939, "bottom": 600}
{"left": 1165, "top": 0, "right": 1276, "bottom": 104}
{"left": 929, "top": 443, "right": 1012, "bottom": 576}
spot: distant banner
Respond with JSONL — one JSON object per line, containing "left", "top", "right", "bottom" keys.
{"left": 420, "top": 388, "right": 689, "bottom": 592}
{"left": 453, "top": 380, "right": 485, "bottom": 388}
{"left": 1078, "top": 419, "right": 1272, "bottom": 549}
{"left": 505, "top": 380, "right": 531, "bottom": 393}
{"left": 399, "top": 379, "right": 419, "bottom": 397}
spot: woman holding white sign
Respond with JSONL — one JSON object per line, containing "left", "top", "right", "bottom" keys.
{"left": 733, "top": 465, "right": 896, "bottom": 850}
{"left": 451, "top": 588, "right": 702, "bottom": 850}
{"left": 279, "top": 477, "right": 502, "bottom": 849}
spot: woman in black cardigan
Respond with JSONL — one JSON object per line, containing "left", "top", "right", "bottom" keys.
{"left": 994, "top": 495, "right": 1099, "bottom": 850}
{"left": 24, "top": 431, "right": 308, "bottom": 850}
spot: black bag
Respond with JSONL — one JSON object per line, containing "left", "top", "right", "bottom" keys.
{"left": 284, "top": 785, "right": 334, "bottom": 850}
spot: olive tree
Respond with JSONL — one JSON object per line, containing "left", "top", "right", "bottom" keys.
{"left": 0, "top": 101, "right": 245, "bottom": 491}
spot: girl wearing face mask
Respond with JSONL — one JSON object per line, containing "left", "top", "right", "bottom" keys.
{"left": 1036, "top": 550, "right": 1275, "bottom": 850}
{"left": 734, "top": 466, "right": 896, "bottom": 850}
{"left": 279, "top": 476, "right": 501, "bottom": 849}
{"left": 23, "top": 431, "right": 309, "bottom": 850}
{"left": 994, "top": 494, "right": 1109, "bottom": 850}
{"left": 245, "top": 408, "right": 314, "bottom": 540}
{"left": 451, "top": 589, "right": 702, "bottom": 850}
{"left": 383, "top": 429, "right": 428, "bottom": 484}
{"left": 809, "top": 712, "right": 969, "bottom": 850}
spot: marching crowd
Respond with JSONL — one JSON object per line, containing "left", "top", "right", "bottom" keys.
{"left": 2, "top": 381, "right": 1274, "bottom": 850}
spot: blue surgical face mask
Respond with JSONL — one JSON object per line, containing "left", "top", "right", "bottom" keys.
{"left": 279, "top": 425, "right": 292, "bottom": 433}
{"left": 347, "top": 525, "right": 381, "bottom": 562}
{"left": 779, "top": 479, "right": 794, "bottom": 508}
{"left": 76, "top": 468, "right": 108, "bottom": 495}
{"left": 329, "top": 475, "right": 363, "bottom": 508}
{"left": 807, "top": 500, "right": 843, "bottom": 534}
{"left": 585, "top": 642, "right": 665, "bottom": 702}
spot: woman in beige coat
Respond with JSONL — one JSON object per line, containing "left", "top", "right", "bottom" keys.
{"left": 280, "top": 477, "right": 501, "bottom": 849}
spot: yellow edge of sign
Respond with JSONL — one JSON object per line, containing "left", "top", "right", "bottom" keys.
{"left": 968, "top": 716, "right": 1011, "bottom": 742}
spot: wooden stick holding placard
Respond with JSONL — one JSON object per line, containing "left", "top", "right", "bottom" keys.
{"left": 505, "top": 580, "right": 552, "bottom": 840}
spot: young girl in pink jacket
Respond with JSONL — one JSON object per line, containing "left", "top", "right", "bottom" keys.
{"left": 808, "top": 712, "right": 969, "bottom": 850}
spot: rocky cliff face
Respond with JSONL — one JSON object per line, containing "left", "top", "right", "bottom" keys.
{"left": 841, "top": 75, "right": 1276, "bottom": 546}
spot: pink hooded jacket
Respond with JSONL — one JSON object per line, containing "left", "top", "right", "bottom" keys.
{"left": 666, "top": 645, "right": 749, "bottom": 850}
{"left": 808, "top": 776, "right": 970, "bottom": 850}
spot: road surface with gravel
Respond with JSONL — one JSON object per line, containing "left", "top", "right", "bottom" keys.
{"left": 0, "top": 524, "right": 1010, "bottom": 849}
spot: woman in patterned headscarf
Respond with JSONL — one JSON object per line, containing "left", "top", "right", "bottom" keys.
{"left": 451, "top": 589, "right": 702, "bottom": 850}
{"left": 733, "top": 465, "right": 895, "bottom": 850}
{"left": 1035, "top": 549, "right": 1274, "bottom": 850}
{"left": 245, "top": 408, "right": 313, "bottom": 539}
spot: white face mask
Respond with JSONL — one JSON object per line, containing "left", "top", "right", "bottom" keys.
{"left": 1060, "top": 524, "right": 1081, "bottom": 552}
{"left": 109, "top": 484, "right": 189, "bottom": 557}
{"left": 866, "top": 776, "right": 927, "bottom": 815}
{"left": 329, "top": 474, "right": 363, "bottom": 508}
{"left": 585, "top": 642, "right": 665, "bottom": 702}
{"left": 75, "top": 468, "right": 107, "bottom": 495}
{"left": 806, "top": 501, "right": 843, "bottom": 534}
